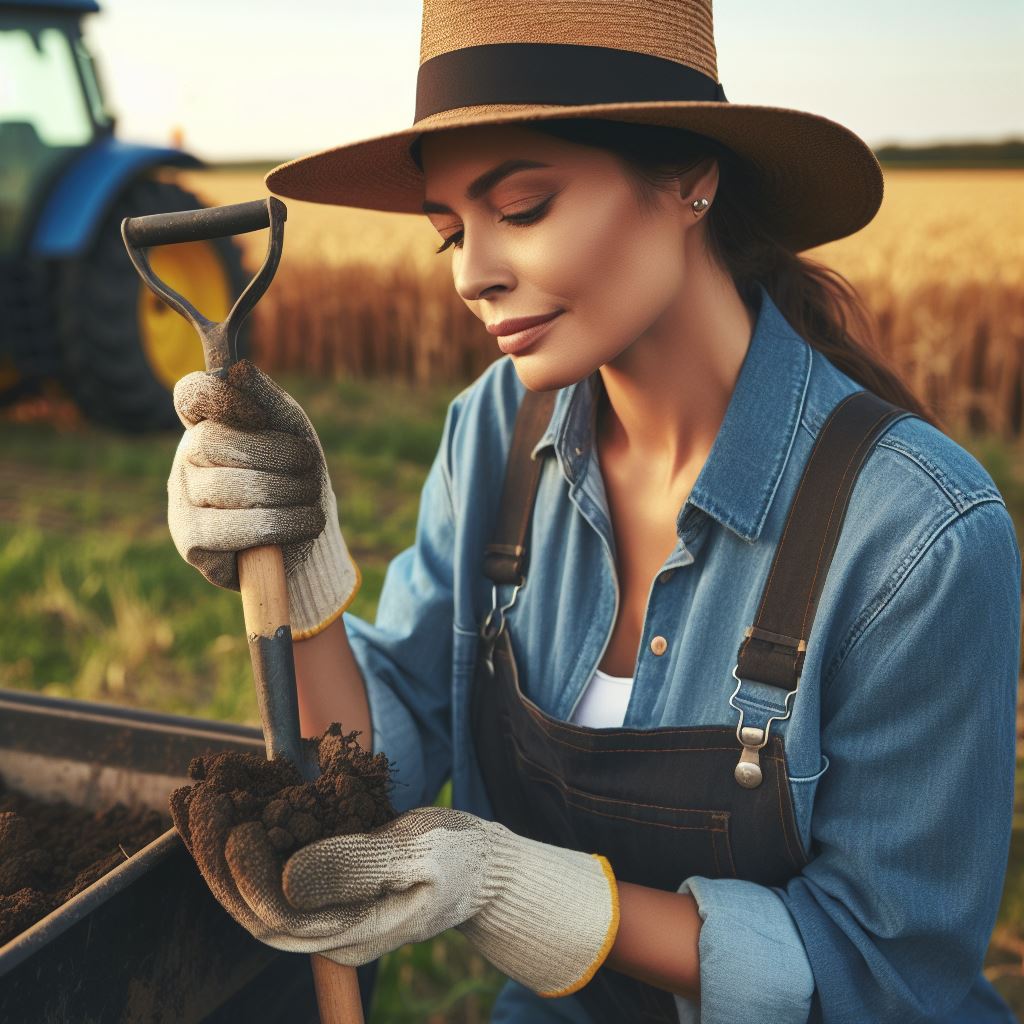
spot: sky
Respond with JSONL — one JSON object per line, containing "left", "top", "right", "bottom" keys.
{"left": 79, "top": 0, "right": 1024, "bottom": 163}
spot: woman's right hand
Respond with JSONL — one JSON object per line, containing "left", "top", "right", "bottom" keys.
{"left": 167, "top": 359, "right": 361, "bottom": 639}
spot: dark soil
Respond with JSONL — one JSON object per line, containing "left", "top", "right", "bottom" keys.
{"left": 0, "top": 776, "right": 170, "bottom": 947}
{"left": 169, "top": 723, "right": 398, "bottom": 872}
{"left": 0, "top": 724, "right": 397, "bottom": 950}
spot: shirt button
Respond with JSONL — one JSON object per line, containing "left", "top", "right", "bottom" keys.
{"left": 650, "top": 635, "right": 668, "bottom": 656}
{"left": 658, "top": 569, "right": 675, "bottom": 583}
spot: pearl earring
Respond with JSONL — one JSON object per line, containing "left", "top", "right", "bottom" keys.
{"left": 692, "top": 197, "right": 710, "bottom": 216}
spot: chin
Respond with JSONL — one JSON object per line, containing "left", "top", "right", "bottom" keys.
{"left": 510, "top": 356, "right": 589, "bottom": 395}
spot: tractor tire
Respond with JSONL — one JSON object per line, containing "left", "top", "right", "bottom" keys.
{"left": 0, "top": 258, "right": 58, "bottom": 407}
{"left": 55, "top": 174, "right": 252, "bottom": 432}
{"left": 0, "top": 362, "right": 40, "bottom": 408}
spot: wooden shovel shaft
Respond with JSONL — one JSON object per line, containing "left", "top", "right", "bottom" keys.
{"left": 238, "top": 544, "right": 365, "bottom": 1023}
{"left": 238, "top": 544, "right": 291, "bottom": 638}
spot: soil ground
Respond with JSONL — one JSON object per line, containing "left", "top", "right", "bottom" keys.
{"left": 0, "top": 775, "right": 169, "bottom": 946}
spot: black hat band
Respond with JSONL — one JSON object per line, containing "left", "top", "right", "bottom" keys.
{"left": 414, "top": 42, "right": 728, "bottom": 122}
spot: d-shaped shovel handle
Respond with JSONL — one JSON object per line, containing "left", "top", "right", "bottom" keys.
{"left": 121, "top": 196, "right": 365, "bottom": 1024}
{"left": 122, "top": 196, "right": 286, "bottom": 373}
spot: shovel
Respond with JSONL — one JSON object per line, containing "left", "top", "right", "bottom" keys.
{"left": 121, "top": 196, "right": 364, "bottom": 1023}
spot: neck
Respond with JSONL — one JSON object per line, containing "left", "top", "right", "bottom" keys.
{"left": 595, "top": 264, "right": 755, "bottom": 496}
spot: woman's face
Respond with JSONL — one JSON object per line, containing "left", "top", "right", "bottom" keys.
{"left": 419, "top": 124, "right": 716, "bottom": 391}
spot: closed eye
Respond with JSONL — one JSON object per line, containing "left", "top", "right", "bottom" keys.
{"left": 435, "top": 195, "right": 555, "bottom": 255}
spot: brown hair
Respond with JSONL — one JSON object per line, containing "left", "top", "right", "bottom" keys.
{"left": 411, "top": 119, "right": 942, "bottom": 430}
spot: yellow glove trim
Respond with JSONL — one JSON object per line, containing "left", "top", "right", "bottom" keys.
{"left": 291, "top": 560, "right": 363, "bottom": 641}
{"left": 538, "top": 853, "right": 620, "bottom": 998}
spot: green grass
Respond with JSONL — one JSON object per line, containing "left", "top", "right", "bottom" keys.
{"left": 1, "top": 377, "right": 1022, "bottom": 1019}
{"left": 0, "top": 374, "right": 451, "bottom": 718}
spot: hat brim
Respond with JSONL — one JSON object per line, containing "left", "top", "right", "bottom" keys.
{"left": 264, "top": 100, "right": 883, "bottom": 253}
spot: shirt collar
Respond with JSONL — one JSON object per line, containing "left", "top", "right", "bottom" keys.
{"left": 530, "top": 281, "right": 812, "bottom": 544}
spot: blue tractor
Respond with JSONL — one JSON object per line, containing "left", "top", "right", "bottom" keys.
{"left": 1, "top": 0, "right": 250, "bottom": 430}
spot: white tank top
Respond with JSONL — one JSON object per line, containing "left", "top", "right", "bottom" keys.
{"left": 568, "top": 666, "right": 635, "bottom": 728}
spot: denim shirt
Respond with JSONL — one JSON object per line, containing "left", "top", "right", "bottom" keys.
{"left": 342, "top": 283, "right": 1021, "bottom": 1024}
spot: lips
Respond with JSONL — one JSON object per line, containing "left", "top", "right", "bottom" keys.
{"left": 486, "top": 309, "right": 563, "bottom": 337}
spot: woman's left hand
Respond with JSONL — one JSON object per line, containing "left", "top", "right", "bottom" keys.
{"left": 178, "top": 797, "right": 619, "bottom": 995}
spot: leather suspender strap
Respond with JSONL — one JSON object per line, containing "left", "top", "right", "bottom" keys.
{"left": 735, "top": 389, "right": 913, "bottom": 692}
{"left": 482, "top": 388, "right": 558, "bottom": 587}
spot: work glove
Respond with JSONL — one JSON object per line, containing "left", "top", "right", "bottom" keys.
{"left": 172, "top": 794, "right": 620, "bottom": 999}
{"left": 168, "top": 359, "right": 360, "bottom": 638}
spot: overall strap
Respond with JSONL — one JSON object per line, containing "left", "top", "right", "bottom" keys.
{"left": 730, "top": 388, "right": 914, "bottom": 787}
{"left": 735, "top": 389, "right": 913, "bottom": 691}
{"left": 482, "top": 388, "right": 558, "bottom": 588}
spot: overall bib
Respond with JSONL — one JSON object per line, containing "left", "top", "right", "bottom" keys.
{"left": 471, "top": 386, "right": 911, "bottom": 1023}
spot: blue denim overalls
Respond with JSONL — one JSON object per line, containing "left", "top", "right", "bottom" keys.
{"left": 472, "top": 385, "right": 911, "bottom": 1022}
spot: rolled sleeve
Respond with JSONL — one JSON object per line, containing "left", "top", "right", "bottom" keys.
{"left": 674, "top": 876, "right": 814, "bottom": 1024}
{"left": 342, "top": 400, "right": 461, "bottom": 814}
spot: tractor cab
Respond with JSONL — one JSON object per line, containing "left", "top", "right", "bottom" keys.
{"left": 0, "top": 0, "right": 249, "bottom": 430}
{"left": 0, "top": 1, "right": 114, "bottom": 258}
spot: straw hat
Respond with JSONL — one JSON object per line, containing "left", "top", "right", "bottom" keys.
{"left": 264, "top": 0, "right": 883, "bottom": 252}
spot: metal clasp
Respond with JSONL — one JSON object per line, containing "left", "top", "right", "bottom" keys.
{"left": 734, "top": 725, "right": 768, "bottom": 789}
{"left": 480, "top": 579, "right": 524, "bottom": 642}
{"left": 728, "top": 664, "right": 799, "bottom": 789}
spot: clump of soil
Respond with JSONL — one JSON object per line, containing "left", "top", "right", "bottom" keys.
{"left": 0, "top": 775, "right": 170, "bottom": 946}
{"left": 169, "top": 723, "right": 398, "bottom": 873}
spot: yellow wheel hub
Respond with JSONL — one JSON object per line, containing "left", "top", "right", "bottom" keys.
{"left": 138, "top": 239, "right": 235, "bottom": 389}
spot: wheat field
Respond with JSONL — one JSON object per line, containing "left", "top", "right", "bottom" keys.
{"left": 168, "top": 167, "right": 1024, "bottom": 441}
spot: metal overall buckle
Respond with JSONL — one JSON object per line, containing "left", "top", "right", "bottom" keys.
{"left": 479, "top": 579, "right": 524, "bottom": 672}
{"left": 728, "top": 625, "right": 806, "bottom": 788}
{"left": 728, "top": 668, "right": 801, "bottom": 789}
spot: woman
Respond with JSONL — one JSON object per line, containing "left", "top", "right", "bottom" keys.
{"left": 166, "top": 1, "right": 1021, "bottom": 1021}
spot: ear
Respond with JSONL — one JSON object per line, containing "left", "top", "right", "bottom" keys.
{"left": 678, "top": 155, "right": 719, "bottom": 209}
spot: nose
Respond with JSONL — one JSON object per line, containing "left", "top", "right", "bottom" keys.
{"left": 451, "top": 229, "right": 515, "bottom": 305}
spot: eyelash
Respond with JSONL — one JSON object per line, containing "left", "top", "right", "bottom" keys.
{"left": 434, "top": 195, "right": 555, "bottom": 255}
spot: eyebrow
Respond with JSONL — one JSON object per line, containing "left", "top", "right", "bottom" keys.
{"left": 421, "top": 159, "right": 553, "bottom": 214}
